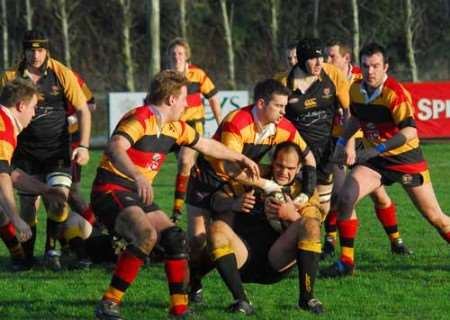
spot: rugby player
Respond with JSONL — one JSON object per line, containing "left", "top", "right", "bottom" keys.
{"left": 91, "top": 70, "right": 259, "bottom": 320}
{"left": 167, "top": 38, "right": 222, "bottom": 221}
{"left": 0, "top": 30, "right": 92, "bottom": 270}
{"left": 321, "top": 42, "right": 450, "bottom": 277}
{"left": 285, "top": 38, "right": 350, "bottom": 221}
{"left": 185, "top": 79, "right": 316, "bottom": 303}
{"left": 321, "top": 39, "right": 411, "bottom": 259}
{"left": 209, "top": 142, "right": 324, "bottom": 314}
{"left": 0, "top": 79, "right": 65, "bottom": 270}
{"left": 273, "top": 41, "right": 298, "bottom": 84}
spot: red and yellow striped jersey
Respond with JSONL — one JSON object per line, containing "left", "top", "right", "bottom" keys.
{"left": 350, "top": 76, "right": 426, "bottom": 173}
{"left": 95, "top": 105, "right": 200, "bottom": 190}
{"left": 0, "top": 106, "right": 18, "bottom": 173}
{"left": 206, "top": 105, "right": 309, "bottom": 177}
{"left": 181, "top": 64, "right": 218, "bottom": 122}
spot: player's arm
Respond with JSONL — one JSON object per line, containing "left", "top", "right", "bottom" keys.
{"left": 106, "top": 135, "right": 153, "bottom": 205}
{"left": 0, "top": 173, "right": 31, "bottom": 241}
{"left": 208, "top": 95, "right": 222, "bottom": 125}
{"left": 333, "top": 115, "right": 361, "bottom": 165}
{"left": 211, "top": 188, "right": 256, "bottom": 214}
{"left": 73, "top": 103, "right": 91, "bottom": 165}
{"left": 191, "top": 137, "right": 260, "bottom": 180}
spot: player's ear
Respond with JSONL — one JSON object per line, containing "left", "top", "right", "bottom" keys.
{"left": 384, "top": 63, "right": 389, "bottom": 73}
{"left": 16, "top": 101, "right": 25, "bottom": 112}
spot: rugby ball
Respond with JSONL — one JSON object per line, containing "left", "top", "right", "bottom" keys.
{"left": 266, "top": 191, "right": 290, "bottom": 233}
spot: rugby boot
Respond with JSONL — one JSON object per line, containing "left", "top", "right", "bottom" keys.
{"left": 226, "top": 299, "right": 255, "bottom": 315}
{"left": 391, "top": 238, "right": 413, "bottom": 255}
{"left": 188, "top": 279, "right": 203, "bottom": 304}
{"left": 44, "top": 249, "right": 62, "bottom": 271}
{"left": 320, "top": 235, "right": 336, "bottom": 260}
{"left": 299, "top": 298, "right": 324, "bottom": 314}
{"left": 95, "top": 300, "right": 123, "bottom": 320}
{"left": 320, "top": 260, "right": 354, "bottom": 278}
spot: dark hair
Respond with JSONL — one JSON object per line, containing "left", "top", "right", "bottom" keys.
{"left": 359, "top": 42, "right": 388, "bottom": 64}
{"left": 287, "top": 41, "right": 298, "bottom": 50}
{"left": 253, "top": 79, "right": 290, "bottom": 104}
{"left": 23, "top": 29, "right": 49, "bottom": 50}
{"left": 0, "top": 79, "right": 39, "bottom": 108}
{"left": 146, "top": 70, "right": 189, "bottom": 105}
{"left": 272, "top": 141, "right": 303, "bottom": 164}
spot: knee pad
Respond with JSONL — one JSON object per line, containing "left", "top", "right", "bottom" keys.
{"left": 159, "top": 226, "right": 189, "bottom": 259}
{"left": 62, "top": 212, "right": 93, "bottom": 241}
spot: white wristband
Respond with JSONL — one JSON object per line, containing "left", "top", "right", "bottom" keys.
{"left": 261, "top": 179, "right": 282, "bottom": 194}
{"left": 293, "top": 193, "right": 309, "bottom": 205}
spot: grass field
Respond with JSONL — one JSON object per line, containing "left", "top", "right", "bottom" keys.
{"left": 1, "top": 143, "right": 450, "bottom": 320}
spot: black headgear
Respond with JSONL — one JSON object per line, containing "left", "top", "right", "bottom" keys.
{"left": 23, "top": 30, "right": 49, "bottom": 50}
{"left": 296, "top": 38, "right": 323, "bottom": 73}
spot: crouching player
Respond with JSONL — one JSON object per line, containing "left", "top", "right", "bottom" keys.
{"left": 91, "top": 70, "right": 260, "bottom": 320}
{"left": 209, "top": 142, "right": 325, "bottom": 315}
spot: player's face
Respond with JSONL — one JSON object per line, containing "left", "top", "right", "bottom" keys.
{"left": 18, "top": 94, "right": 38, "bottom": 128}
{"left": 326, "top": 45, "right": 347, "bottom": 73}
{"left": 272, "top": 149, "right": 301, "bottom": 186}
{"left": 361, "top": 52, "right": 388, "bottom": 90}
{"left": 287, "top": 48, "right": 297, "bottom": 68}
{"left": 25, "top": 48, "right": 47, "bottom": 70}
{"left": 169, "top": 45, "right": 188, "bottom": 71}
{"left": 261, "top": 94, "right": 287, "bottom": 125}
{"left": 171, "top": 86, "right": 188, "bottom": 120}
{"left": 305, "top": 56, "right": 323, "bottom": 76}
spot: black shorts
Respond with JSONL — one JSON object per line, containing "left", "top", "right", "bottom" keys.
{"left": 234, "top": 216, "right": 293, "bottom": 284}
{"left": 362, "top": 158, "right": 430, "bottom": 187}
{"left": 90, "top": 189, "right": 160, "bottom": 233}
{"left": 186, "top": 158, "right": 226, "bottom": 209}
{"left": 311, "top": 140, "right": 334, "bottom": 185}
{"left": 13, "top": 144, "right": 71, "bottom": 177}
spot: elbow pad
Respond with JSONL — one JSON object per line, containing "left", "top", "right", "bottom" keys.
{"left": 301, "top": 165, "right": 317, "bottom": 197}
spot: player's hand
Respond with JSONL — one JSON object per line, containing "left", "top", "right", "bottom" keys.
{"left": 237, "top": 156, "right": 260, "bottom": 180}
{"left": 11, "top": 217, "right": 32, "bottom": 242}
{"left": 72, "top": 147, "right": 90, "bottom": 166}
{"left": 42, "top": 187, "right": 67, "bottom": 214}
{"left": 356, "top": 147, "right": 380, "bottom": 164}
{"left": 277, "top": 196, "right": 299, "bottom": 222}
{"left": 345, "top": 140, "right": 357, "bottom": 166}
{"left": 264, "top": 196, "right": 283, "bottom": 219}
{"left": 233, "top": 190, "right": 256, "bottom": 213}
{"left": 135, "top": 174, "right": 153, "bottom": 205}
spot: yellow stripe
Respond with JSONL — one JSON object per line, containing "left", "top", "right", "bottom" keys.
{"left": 422, "top": 170, "right": 431, "bottom": 184}
{"left": 63, "top": 226, "right": 81, "bottom": 241}
{"left": 170, "top": 294, "right": 188, "bottom": 307}
{"left": 103, "top": 286, "right": 125, "bottom": 302}
{"left": 297, "top": 240, "right": 321, "bottom": 253}
{"left": 341, "top": 247, "right": 354, "bottom": 260}
{"left": 47, "top": 203, "right": 70, "bottom": 222}
{"left": 212, "top": 246, "right": 234, "bottom": 261}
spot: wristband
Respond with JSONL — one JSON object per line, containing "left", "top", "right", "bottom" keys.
{"left": 78, "top": 144, "right": 90, "bottom": 150}
{"left": 336, "top": 137, "right": 347, "bottom": 147}
{"left": 261, "top": 179, "right": 281, "bottom": 194}
{"left": 375, "top": 143, "right": 386, "bottom": 153}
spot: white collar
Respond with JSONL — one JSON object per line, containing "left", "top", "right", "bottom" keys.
{"left": 1, "top": 105, "right": 23, "bottom": 133}
{"left": 251, "top": 106, "right": 276, "bottom": 144}
{"left": 360, "top": 74, "right": 388, "bottom": 104}
{"left": 148, "top": 104, "right": 162, "bottom": 138}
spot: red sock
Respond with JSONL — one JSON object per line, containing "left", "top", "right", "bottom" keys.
{"left": 165, "top": 258, "right": 189, "bottom": 316}
{"left": 337, "top": 218, "right": 359, "bottom": 266}
{"left": 325, "top": 209, "right": 338, "bottom": 233}
{"left": 173, "top": 174, "right": 190, "bottom": 213}
{"left": 81, "top": 206, "right": 96, "bottom": 225}
{"left": 376, "top": 203, "right": 400, "bottom": 241}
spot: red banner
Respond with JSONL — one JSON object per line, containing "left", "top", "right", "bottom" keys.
{"left": 403, "top": 81, "right": 450, "bottom": 139}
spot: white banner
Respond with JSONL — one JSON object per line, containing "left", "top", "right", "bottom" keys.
{"left": 108, "top": 91, "right": 249, "bottom": 137}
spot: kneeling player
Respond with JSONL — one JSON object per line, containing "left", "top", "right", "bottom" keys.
{"left": 209, "top": 142, "right": 325, "bottom": 315}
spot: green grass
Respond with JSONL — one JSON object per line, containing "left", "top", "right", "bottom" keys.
{"left": 1, "top": 144, "right": 450, "bottom": 319}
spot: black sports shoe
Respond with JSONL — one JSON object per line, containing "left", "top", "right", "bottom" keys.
{"left": 320, "top": 260, "right": 354, "bottom": 278}
{"left": 188, "top": 279, "right": 203, "bottom": 304}
{"left": 95, "top": 300, "right": 123, "bottom": 320}
{"left": 391, "top": 238, "right": 413, "bottom": 255}
{"left": 299, "top": 298, "right": 324, "bottom": 314}
{"left": 44, "top": 250, "right": 62, "bottom": 271}
{"left": 320, "top": 236, "right": 336, "bottom": 260}
{"left": 226, "top": 300, "right": 255, "bottom": 315}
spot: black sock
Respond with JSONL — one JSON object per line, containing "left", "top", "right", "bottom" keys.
{"left": 297, "top": 249, "right": 320, "bottom": 303}
{"left": 22, "top": 225, "right": 37, "bottom": 260}
{"left": 45, "top": 219, "right": 60, "bottom": 252}
{"left": 69, "top": 237, "right": 89, "bottom": 260}
{"left": 215, "top": 253, "right": 247, "bottom": 301}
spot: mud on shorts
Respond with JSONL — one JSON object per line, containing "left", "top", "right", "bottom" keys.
{"left": 91, "top": 187, "right": 160, "bottom": 233}
{"left": 235, "top": 216, "right": 294, "bottom": 284}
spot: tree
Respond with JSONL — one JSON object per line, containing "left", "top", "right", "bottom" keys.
{"left": 270, "top": 0, "right": 279, "bottom": 63}
{"left": 313, "top": 0, "right": 320, "bottom": 38}
{"left": 179, "top": 0, "right": 187, "bottom": 39}
{"left": 404, "top": 0, "right": 418, "bottom": 81}
{"left": 351, "top": 0, "right": 360, "bottom": 63}
{"left": 118, "top": 0, "right": 135, "bottom": 91}
{"left": 24, "top": 0, "right": 33, "bottom": 30}
{"left": 1, "top": 0, "right": 8, "bottom": 70}
{"left": 149, "top": 0, "right": 160, "bottom": 78}
{"left": 54, "top": 0, "right": 80, "bottom": 68}
{"left": 219, "top": 0, "right": 236, "bottom": 89}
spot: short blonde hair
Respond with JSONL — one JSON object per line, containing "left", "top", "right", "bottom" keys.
{"left": 146, "top": 70, "right": 189, "bottom": 106}
{"left": 167, "top": 37, "right": 191, "bottom": 62}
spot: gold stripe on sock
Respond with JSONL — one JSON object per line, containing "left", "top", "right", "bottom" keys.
{"left": 211, "top": 246, "right": 234, "bottom": 261}
{"left": 298, "top": 240, "right": 321, "bottom": 253}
